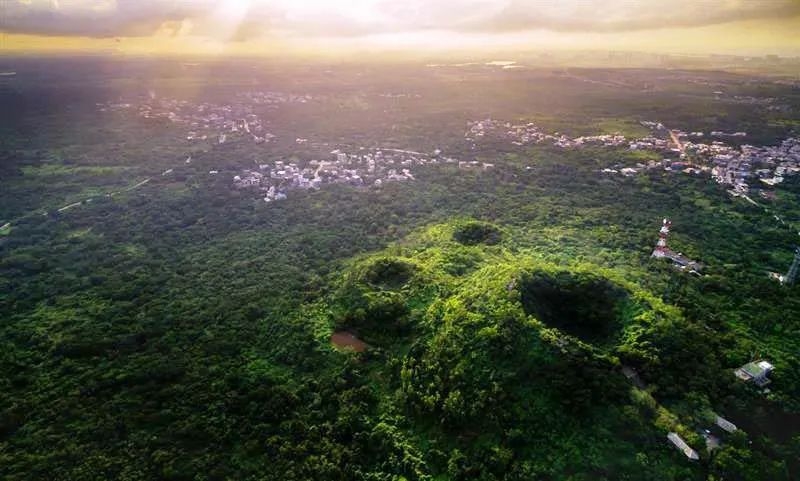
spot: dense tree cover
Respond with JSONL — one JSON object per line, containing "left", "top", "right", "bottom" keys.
{"left": 2, "top": 161, "right": 799, "bottom": 479}
{"left": 2, "top": 62, "right": 800, "bottom": 480}
{"left": 452, "top": 220, "right": 503, "bottom": 246}
{"left": 306, "top": 229, "right": 684, "bottom": 478}
{"left": 518, "top": 271, "right": 629, "bottom": 342}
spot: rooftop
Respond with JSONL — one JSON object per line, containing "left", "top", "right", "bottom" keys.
{"left": 734, "top": 360, "right": 774, "bottom": 386}
{"left": 667, "top": 432, "right": 700, "bottom": 460}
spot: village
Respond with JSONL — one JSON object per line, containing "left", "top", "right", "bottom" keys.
{"left": 97, "top": 93, "right": 800, "bottom": 209}
{"left": 465, "top": 118, "right": 629, "bottom": 149}
{"left": 98, "top": 90, "right": 313, "bottom": 146}
{"left": 231, "top": 148, "right": 485, "bottom": 202}
{"left": 465, "top": 118, "right": 800, "bottom": 201}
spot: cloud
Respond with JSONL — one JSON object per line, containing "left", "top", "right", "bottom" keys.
{"left": 3, "top": 0, "right": 216, "bottom": 37}
{"left": 3, "top": 0, "right": 799, "bottom": 40}
{"left": 460, "top": 0, "right": 800, "bottom": 33}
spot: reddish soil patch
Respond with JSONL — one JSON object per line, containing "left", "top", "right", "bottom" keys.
{"left": 330, "top": 331, "right": 367, "bottom": 352}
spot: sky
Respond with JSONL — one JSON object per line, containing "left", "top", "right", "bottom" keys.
{"left": 1, "top": 0, "right": 800, "bottom": 57}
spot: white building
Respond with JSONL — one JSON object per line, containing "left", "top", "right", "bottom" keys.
{"left": 667, "top": 433, "right": 699, "bottom": 460}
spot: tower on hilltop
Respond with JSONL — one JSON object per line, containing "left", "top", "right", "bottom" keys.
{"left": 651, "top": 218, "right": 672, "bottom": 258}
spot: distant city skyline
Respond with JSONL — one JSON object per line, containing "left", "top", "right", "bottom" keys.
{"left": 2, "top": 0, "right": 799, "bottom": 57}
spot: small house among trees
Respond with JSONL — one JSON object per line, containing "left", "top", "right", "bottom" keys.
{"left": 734, "top": 360, "right": 774, "bottom": 387}
{"left": 667, "top": 432, "right": 700, "bottom": 460}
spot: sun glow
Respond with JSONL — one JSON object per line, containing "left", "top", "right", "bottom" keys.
{"left": 213, "top": 0, "right": 253, "bottom": 39}
{"left": 2, "top": 0, "right": 799, "bottom": 56}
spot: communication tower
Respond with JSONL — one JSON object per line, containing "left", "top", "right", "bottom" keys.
{"left": 651, "top": 218, "right": 672, "bottom": 258}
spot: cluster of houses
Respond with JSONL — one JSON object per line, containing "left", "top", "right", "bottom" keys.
{"left": 475, "top": 117, "right": 800, "bottom": 200}
{"left": 378, "top": 92, "right": 422, "bottom": 99}
{"left": 98, "top": 90, "right": 311, "bottom": 146}
{"left": 662, "top": 358, "right": 774, "bottom": 462}
{"left": 626, "top": 125, "right": 800, "bottom": 199}
{"left": 95, "top": 93, "right": 503, "bottom": 206}
{"left": 667, "top": 411, "right": 740, "bottom": 461}
{"left": 237, "top": 90, "right": 312, "bottom": 106}
{"left": 101, "top": 95, "right": 798, "bottom": 207}
{"left": 465, "top": 119, "right": 627, "bottom": 149}
{"left": 466, "top": 118, "right": 800, "bottom": 200}
{"left": 101, "top": 92, "right": 797, "bottom": 216}
{"left": 625, "top": 354, "right": 768, "bottom": 463}
{"left": 674, "top": 135, "right": 800, "bottom": 197}
{"left": 232, "top": 148, "right": 469, "bottom": 203}
{"left": 716, "top": 93, "right": 790, "bottom": 112}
